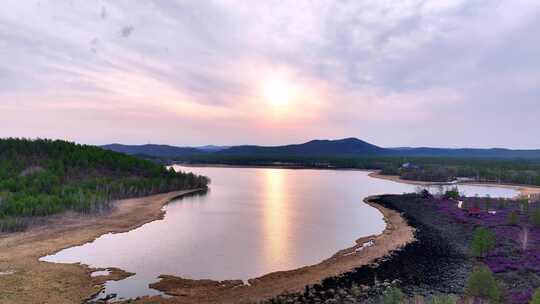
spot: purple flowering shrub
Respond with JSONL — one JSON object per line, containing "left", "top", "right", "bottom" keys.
{"left": 425, "top": 196, "right": 540, "bottom": 303}
{"left": 508, "top": 290, "right": 534, "bottom": 304}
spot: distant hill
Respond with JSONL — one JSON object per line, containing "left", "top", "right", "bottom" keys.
{"left": 218, "top": 138, "right": 385, "bottom": 156}
{"left": 195, "top": 145, "right": 230, "bottom": 152}
{"left": 102, "top": 144, "right": 203, "bottom": 157}
{"left": 101, "top": 138, "right": 540, "bottom": 159}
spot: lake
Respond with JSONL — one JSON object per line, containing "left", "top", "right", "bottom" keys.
{"left": 41, "top": 166, "right": 518, "bottom": 301}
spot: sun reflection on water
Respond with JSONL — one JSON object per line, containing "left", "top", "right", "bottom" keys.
{"left": 262, "top": 169, "right": 290, "bottom": 268}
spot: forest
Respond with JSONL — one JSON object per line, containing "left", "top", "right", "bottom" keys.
{"left": 170, "top": 154, "right": 540, "bottom": 186}
{"left": 0, "top": 138, "right": 209, "bottom": 232}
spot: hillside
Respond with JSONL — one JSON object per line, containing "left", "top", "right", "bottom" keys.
{"left": 101, "top": 144, "right": 203, "bottom": 157}
{"left": 98, "top": 138, "right": 540, "bottom": 186}
{"left": 101, "top": 138, "right": 540, "bottom": 159}
{"left": 218, "top": 138, "right": 386, "bottom": 156}
{"left": 0, "top": 139, "right": 209, "bottom": 232}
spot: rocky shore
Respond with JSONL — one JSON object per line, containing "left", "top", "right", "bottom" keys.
{"left": 267, "top": 192, "right": 540, "bottom": 304}
{"left": 265, "top": 194, "right": 477, "bottom": 303}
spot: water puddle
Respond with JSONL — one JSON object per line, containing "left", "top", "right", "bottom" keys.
{"left": 0, "top": 270, "right": 15, "bottom": 276}
{"left": 90, "top": 270, "right": 111, "bottom": 277}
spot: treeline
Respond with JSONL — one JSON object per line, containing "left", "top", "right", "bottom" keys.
{"left": 0, "top": 138, "right": 209, "bottom": 232}
{"left": 385, "top": 157, "right": 540, "bottom": 185}
{"left": 168, "top": 154, "right": 400, "bottom": 169}
{"left": 169, "top": 154, "right": 540, "bottom": 186}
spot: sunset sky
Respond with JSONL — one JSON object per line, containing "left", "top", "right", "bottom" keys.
{"left": 1, "top": 0, "right": 539, "bottom": 148}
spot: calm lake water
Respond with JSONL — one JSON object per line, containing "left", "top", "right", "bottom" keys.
{"left": 41, "top": 166, "right": 518, "bottom": 301}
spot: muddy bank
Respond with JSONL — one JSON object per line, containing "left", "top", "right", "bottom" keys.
{"left": 0, "top": 189, "right": 203, "bottom": 304}
{"left": 265, "top": 194, "right": 477, "bottom": 303}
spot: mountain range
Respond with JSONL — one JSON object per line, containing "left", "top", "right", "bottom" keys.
{"left": 101, "top": 138, "right": 540, "bottom": 159}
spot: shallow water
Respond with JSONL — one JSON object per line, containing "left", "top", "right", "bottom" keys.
{"left": 41, "top": 166, "right": 518, "bottom": 301}
{"left": 90, "top": 270, "right": 111, "bottom": 277}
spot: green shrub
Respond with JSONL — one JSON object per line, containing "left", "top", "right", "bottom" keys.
{"left": 381, "top": 287, "right": 405, "bottom": 304}
{"left": 531, "top": 288, "right": 540, "bottom": 304}
{"left": 429, "top": 294, "right": 457, "bottom": 304}
{"left": 485, "top": 199, "right": 492, "bottom": 211}
{"left": 465, "top": 266, "right": 501, "bottom": 303}
{"left": 471, "top": 227, "right": 496, "bottom": 257}
{"left": 531, "top": 208, "right": 540, "bottom": 227}
{"left": 508, "top": 210, "right": 519, "bottom": 226}
{"left": 444, "top": 187, "right": 460, "bottom": 200}
{"left": 521, "top": 198, "right": 530, "bottom": 213}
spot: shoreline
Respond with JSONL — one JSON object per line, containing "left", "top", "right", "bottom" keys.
{"left": 367, "top": 171, "right": 540, "bottom": 197}
{"left": 0, "top": 189, "right": 414, "bottom": 304}
{"left": 176, "top": 162, "right": 375, "bottom": 172}
{"left": 179, "top": 163, "right": 540, "bottom": 197}
{"left": 133, "top": 196, "right": 414, "bottom": 304}
{"left": 0, "top": 189, "right": 203, "bottom": 304}
{"left": 267, "top": 194, "right": 479, "bottom": 303}
{"left": 2, "top": 165, "right": 536, "bottom": 303}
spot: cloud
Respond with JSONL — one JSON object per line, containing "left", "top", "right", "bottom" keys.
{"left": 120, "top": 25, "right": 134, "bottom": 38}
{"left": 0, "top": 0, "right": 539, "bottom": 147}
{"left": 101, "top": 6, "right": 107, "bottom": 19}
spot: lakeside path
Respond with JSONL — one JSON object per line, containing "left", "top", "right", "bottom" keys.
{"left": 368, "top": 171, "right": 540, "bottom": 198}
{"left": 0, "top": 190, "right": 201, "bottom": 304}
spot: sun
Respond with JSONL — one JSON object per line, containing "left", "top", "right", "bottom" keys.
{"left": 259, "top": 73, "right": 297, "bottom": 109}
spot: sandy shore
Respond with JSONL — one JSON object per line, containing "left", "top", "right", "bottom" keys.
{"left": 0, "top": 190, "right": 413, "bottom": 304}
{"left": 368, "top": 171, "right": 540, "bottom": 198}
{"left": 0, "top": 190, "right": 201, "bottom": 304}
